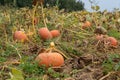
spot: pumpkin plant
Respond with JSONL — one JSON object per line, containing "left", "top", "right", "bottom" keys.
{"left": 35, "top": 42, "right": 68, "bottom": 68}
{"left": 95, "top": 35, "right": 118, "bottom": 48}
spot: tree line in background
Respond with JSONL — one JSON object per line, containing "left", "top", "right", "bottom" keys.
{"left": 0, "top": 0, "right": 84, "bottom": 12}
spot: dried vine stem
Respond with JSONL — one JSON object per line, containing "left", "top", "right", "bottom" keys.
{"left": 99, "top": 71, "right": 116, "bottom": 80}
{"left": 45, "top": 42, "right": 69, "bottom": 59}
{"left": 32, "top": 2, "right": 38, "bottom": 35}
{"left": 41, "top": 3, "right": 47, "bottom": 28}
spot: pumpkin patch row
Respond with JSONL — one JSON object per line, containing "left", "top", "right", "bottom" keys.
{"left": 13, "top": 20, "right": 92, "bottom": 42}
{"left": 13, "top": 29, "right": 63, "bottom": 68}
{"left": 13, "top": 27, "right": 60, "bottom": 42}
{"left": 95, "top": 34, "right": 118, "bottom": 47}
{"left": 38, "top": 28, "right": 60, "bottom": 40}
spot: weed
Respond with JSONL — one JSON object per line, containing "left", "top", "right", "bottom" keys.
{"left": 19, "top": 57, "right": 45, "bottom": 77}
{"left": 102, "top": 54, "right": 120, "bottom": 74}
{"left": 108, "top": 29, "right": 120, "bottom": 39}
{"left": 47, "top": 68, "right": 69, "bottom": 79}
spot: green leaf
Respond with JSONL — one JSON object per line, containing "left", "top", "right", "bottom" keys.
{"left": 108, "top": 29, "right": 120, "bottom": 39}
{"left": 114, "top": 62, "right": 120, "bottom": 71}
{"left": 8, "top": 68, "right": 24, "bottom": 80}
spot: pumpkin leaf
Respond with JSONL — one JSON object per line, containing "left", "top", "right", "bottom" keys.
{"left": 7, "top": 68, "right": 24, "bottom": 80}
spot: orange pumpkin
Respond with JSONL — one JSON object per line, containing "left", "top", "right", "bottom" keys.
{"left": 107, "top": 37, "right": 118, "bottom": 47}
{"left": 13, "top": 31, "right": 28, "bottom": 42}
{"left": 82, "top": 21, "right": 91, "bottom": 29}
{"left": 96, "top": 34, "right": 104, "bottom": 40}
{"left": 38, "top": 27, "right": 52, "bottom": 40}
{"left": 50, "top": 30, "right": 60, "bottom": 38}
{"left": 35, "top": 52, "right": 64, "bottom": 67}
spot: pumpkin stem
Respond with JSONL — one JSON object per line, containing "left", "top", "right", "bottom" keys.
{"left": 53, "top": 48, "right": 69, "bottom": 59}
{"left": 50, "top": 42, "right": 55, "bottom": 48}
{"left": 44, "top": 42, "right": 55, "bottom": 53}
{"left": 50, "top": 42, "right": 69, "bottom": 59}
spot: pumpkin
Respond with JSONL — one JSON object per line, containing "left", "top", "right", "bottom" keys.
{"left": 35, "top": 52, "right": 64, "bottom": 67}
{"left": 38, "top": 27, "right": 52, "bottom": 40}
{"left": 107, "top": 37, "right": 118, "bottom": 47}
{"left": 96, "top": 34, "right": 104, "bottom": 40}
{"left": 13, "top": 31, "right": 27, "bottom": 42}
{"left": 50, "top": 30, "right": 60, "bottom": 38}
{"left": 82, "top": 21, "right": 91, "bottom": 29}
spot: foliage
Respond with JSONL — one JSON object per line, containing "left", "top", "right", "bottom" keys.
{"left": 16, "top": 0, "right": 33, "bottom": 7}
{"left": 0, "top": 0, "right": 84, "bottom": 12}
{"left": 108, "top": 29, "right": 120, "bottom": 39}
{"left": 0, "top": 0, "right": 13, "bottom": 5}
{"left": 47, "top": 68, "right": 69, "bottom": 78}
{"left": 44, "top": 0, "right": 85, "bottom": 12}
{"left": 7, "top": 68, "right": 24, "bottom": 80}
{"left": 19, "top": 60, "right": 45, "bottom": 75}
{"left": 102, "top": 54, "right": 120, "bottom": 74}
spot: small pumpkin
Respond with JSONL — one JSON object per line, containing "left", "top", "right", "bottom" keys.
{"left": 107, "top": 37, "right": 118, "bottom": 47}
{"left": 38, "top": 27, "right": 52, "bottom": 40}
{"left": 82, "top": 21, "right": 91, "bottom": 29}
{"left": 50, "top": 30, "right": 60, "bottom": 38}
{"left": 96, "top": 34, "right": 104, "bottom": 40}
{"left": 35, "top": 52, "right": 64, "bottom": 67}
{"left": 13, "top": 31, "right": 28, "bottom": 42}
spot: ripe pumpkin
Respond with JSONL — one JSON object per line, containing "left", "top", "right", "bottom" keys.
{"left": 107, "top": 37, "right": 118, "bottom": 47}
{"left": 13, "top": 31, "right": 28, "bottom": 42}
{"left": 50, "top": 30, "right": 60, "bottom": 38}
{"left": 38, "top": 27, "right": 52, "bottom": 40}
{"left": 35, "top": 52, "right": 64, "bottom": 67}
{"left": 82, "top": 21, "right": 91, "bottom": 29}
{"left": 96, "top": 34, "right": 104, "bottom": 40}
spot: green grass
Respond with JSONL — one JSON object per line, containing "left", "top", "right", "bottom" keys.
{"left": 108, "top": 29, "right": 120, "bottom": 39}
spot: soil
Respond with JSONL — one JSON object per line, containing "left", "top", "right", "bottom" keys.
{"left": 38, "top": 37, "right": 120, "bottom": 80}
